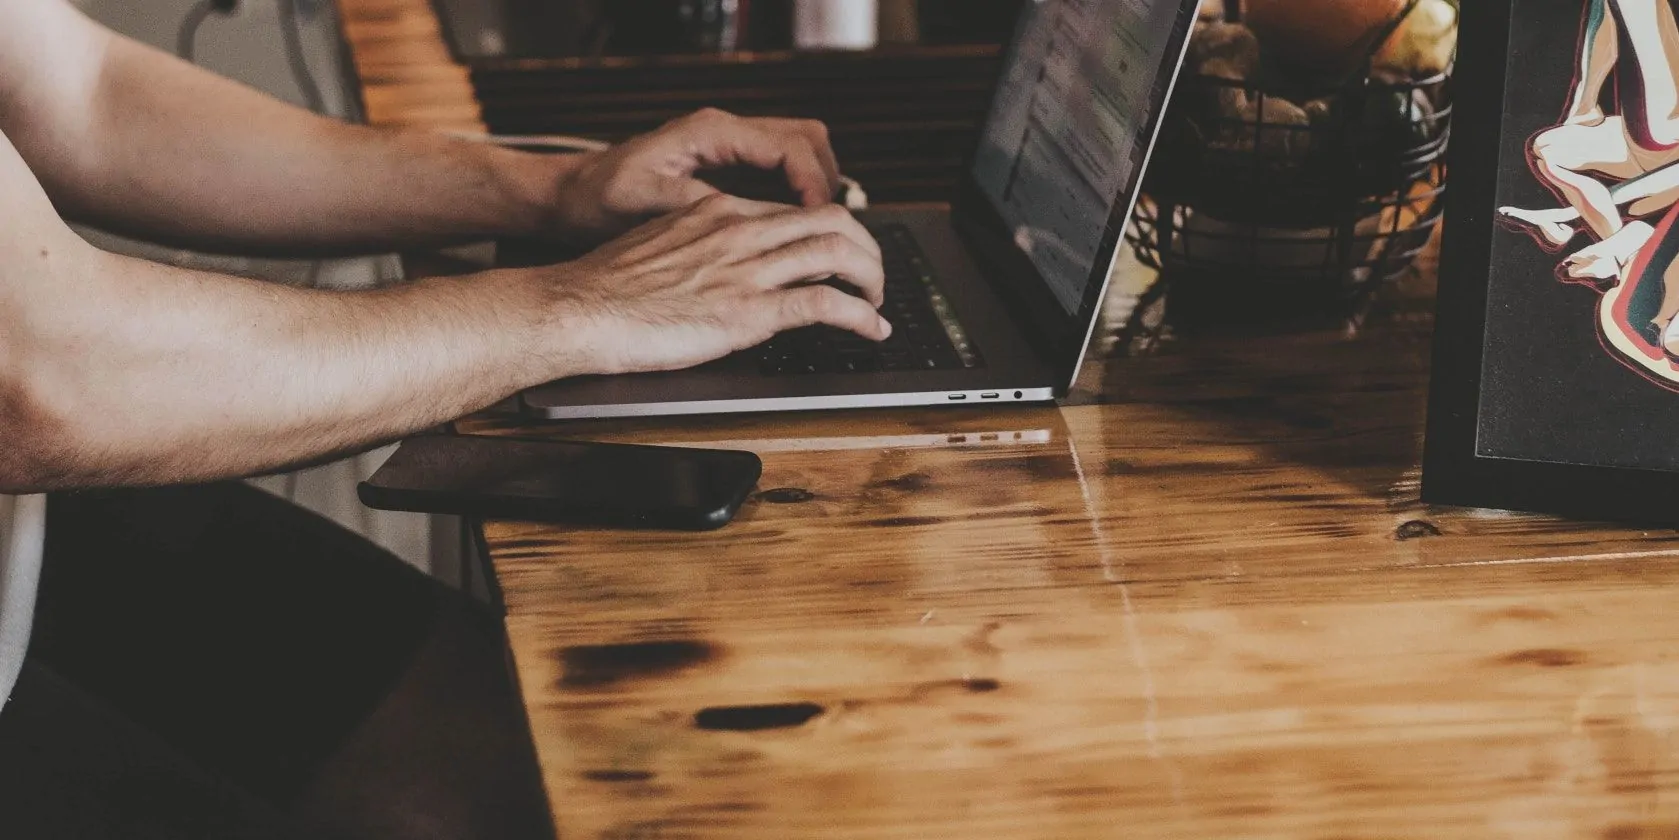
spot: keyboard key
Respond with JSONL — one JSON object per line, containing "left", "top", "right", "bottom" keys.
{"left": 752, "top": 223, "right": 985, "bottom": 376}
{"left": 839, "top": 356, "right": 879, "bottom": 374}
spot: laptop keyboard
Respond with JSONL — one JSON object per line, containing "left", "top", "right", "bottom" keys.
{"left": 757, "top": 224, "right": 985, "bottom": 376}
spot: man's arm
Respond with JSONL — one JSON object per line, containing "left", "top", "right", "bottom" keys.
{"left": 0, "top": 121, "right": 889, "bottom": 492}
{"left": 0, "top": 0, "right": 841, "bottom": 256}
{"left": 0, "top": 125, "right": 533, "bottom": 487}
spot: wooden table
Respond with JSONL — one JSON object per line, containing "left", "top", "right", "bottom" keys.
{"left": 341, "top": 2, "right": 1679, "bottom": 836}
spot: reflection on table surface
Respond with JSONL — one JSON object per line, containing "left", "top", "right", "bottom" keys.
{"left": 462, "top": 393, "right": 1679, "bottom": 838}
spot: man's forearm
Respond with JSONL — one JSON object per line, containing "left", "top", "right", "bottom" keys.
{"left": 0, "top": 2, "right": 573, "bottom": 256}
{"left": 2, "top": 241, "right": 568, "bottom": 491}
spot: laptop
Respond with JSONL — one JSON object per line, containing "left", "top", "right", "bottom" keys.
{"left": 521, "top": 0, "right": 1201, "bottom": 420}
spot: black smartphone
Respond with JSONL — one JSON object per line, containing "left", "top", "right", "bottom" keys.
{"left": 358, "top": 435, "right": 763, "bottom": 531}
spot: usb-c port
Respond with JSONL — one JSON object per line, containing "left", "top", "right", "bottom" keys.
{"left": 948, "top": 394, "right": 968, "bottom": 401}
{"left": 981, "top": 393, "right": 1000, "bottom": 400}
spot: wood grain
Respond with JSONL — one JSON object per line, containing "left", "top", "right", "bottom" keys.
{"left": 341, "top": 2, "right": 1679, "bottom": 836}
{"left": 459, "top": 254, "right": 1679, "bottom": 838}
{"left": 338, "top": 0, "right": 482, "bottom": 131}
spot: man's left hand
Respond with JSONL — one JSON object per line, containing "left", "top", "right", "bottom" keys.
{"left": 545, "top": 108, "right": 842, "bottom": 247}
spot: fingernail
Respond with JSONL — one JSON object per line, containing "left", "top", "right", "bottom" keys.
{"left": 877, "top": 316, "right": 893, "bottom": 338}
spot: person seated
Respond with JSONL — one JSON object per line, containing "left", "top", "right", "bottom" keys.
{"left": 0, "top": 1, "right": 889, "bottom": 837}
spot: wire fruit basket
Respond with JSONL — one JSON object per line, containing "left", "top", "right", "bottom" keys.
{"left": 1125, "top": 2, "right": 1452, "bottom": 334}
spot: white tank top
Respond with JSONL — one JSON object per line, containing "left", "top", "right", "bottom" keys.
{"left": 0, "top": 495, "right": 45, "bottom": 714}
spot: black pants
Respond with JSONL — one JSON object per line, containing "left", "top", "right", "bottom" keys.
{"left": 0, "top": 483, "right": 554, "bottom": 839}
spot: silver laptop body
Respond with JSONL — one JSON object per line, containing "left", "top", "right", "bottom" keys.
{"left": 523, "top": 0, "right": 1200, "bottom": 420}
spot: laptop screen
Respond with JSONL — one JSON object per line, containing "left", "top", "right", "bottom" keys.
{"left": 971, "top": 0, "right": 1191, "bottom": 315}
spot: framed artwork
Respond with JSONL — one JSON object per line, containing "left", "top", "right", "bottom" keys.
{"left": 1424, "top": 0, "right": 1679, "bottom": 522}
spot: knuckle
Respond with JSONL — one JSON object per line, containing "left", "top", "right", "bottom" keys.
{"left": 807, "top": 286, "right": 844, "bottom": 319}
{"left": 781, "top": 287, "right": 819, "bottom": 322}
{"left": 805, "top": 233, "right": 850, "bottom": 263}
{"left": 781, "top": 289, "right": 814, "bottom": 322}
{"left": 696, "top": 192, "right": 739, "bottom": 214}
{"left": 694, "top": 107, "right": 732, "bottom": 124}
{"left": 814, "top": 203, "right": 852, "bottom": 224}
{"left": 801, "top": 119, "right": 830, "bottom": 141}
{"left": 821, "top": 231, "right": 857, "bottom": 253}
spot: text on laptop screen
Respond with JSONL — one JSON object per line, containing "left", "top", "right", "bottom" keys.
{"left": 972, "top": 0, "right": 1185, "bottom": 314}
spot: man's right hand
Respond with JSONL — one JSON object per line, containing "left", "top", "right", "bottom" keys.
{"left": 534, "top": 193, "right": 890, "bottom": 377}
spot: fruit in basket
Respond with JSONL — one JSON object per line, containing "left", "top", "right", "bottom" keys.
{"left": 1188, "top": 20, "right": 1261, "bottom": 81}
{"left": 1303, "top": 97, "right": 1335, "bottom": 126}
{"left": 1245, "top": 0, "right": 1411, "bottom": 74}
{"left": 1183, "top": 23, "right": 1314, "bottom": 162}
{"left": 1140, "top": 3, "right": 1450, "bottom": 302}
{"left": 1168, "top": 207, "right": 1394, "bottom": 279}
{"left": 1371, "top": 88, "right": 1437, "bottom": 149}
{"left": 1300, "top": 87, "right": 1438, "bottom": 162}
{"left": 1373, "top": 0, "right": 1458, "bottom": 80}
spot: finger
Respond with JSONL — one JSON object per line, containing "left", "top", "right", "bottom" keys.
{"left": 741, "top": 232, "right": 886, "bottom": 308}
{"left": 760, "top": 118, "right": 841, "bottom": 202}
{"left": 769, "top": 133, "right": 834, "bottom": 208}
{"left": 670, "top": 194, "right": 799, "bottom": 243}
{"left": 608, "top": 193, "right": 800, "bottom": 259}
{"left": 683, "top": 110, "right": 835, "bottom": 208}
{"left": 727, "top": 204, "right": 881, "bottom": 265}
{"left": 689, "top": 191, "right": 804, "bottom": 220}
{"left": 613, "top": 193, "right": 791, "bottom": 253}
{"left": 655, "top": 175, "right": 820, "bottom": 217}
{"left": 773, "top": 284, "right": 893, "bottom": 342}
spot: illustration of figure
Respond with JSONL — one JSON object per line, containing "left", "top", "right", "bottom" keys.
{"left": 1498, "top": 0, "right": 1679, "bottom": 385}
